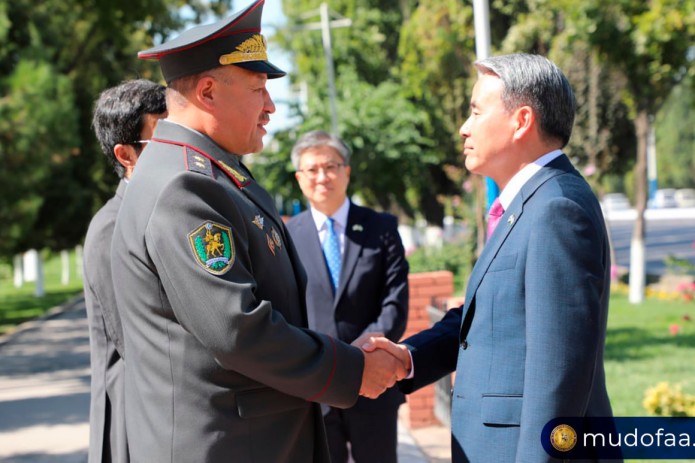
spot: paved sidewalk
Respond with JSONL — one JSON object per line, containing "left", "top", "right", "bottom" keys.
{"left": 0, "top": 296, "right": 449, "bottom": 462}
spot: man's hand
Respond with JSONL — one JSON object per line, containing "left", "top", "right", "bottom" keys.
{"left": 357, "top": 336, "right": 412, "bottom": 399}
{"left": 359, "top": 348, "right": 407, "bottom": 399}
{"left": 351, "top": 332, "right": 384, "bottom": 348}
{"left": 362, "top": 336, "right": 411, "bottom": 374}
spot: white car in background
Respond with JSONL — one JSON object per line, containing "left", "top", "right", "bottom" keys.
{"left": 650, "top": 188, "right": 678, "bottom": 208}
{"left": 601, "top": 193, "right": 631, "bottom": 213}
{"left": 675, "top": 188, "right": 695, "bottom": 208}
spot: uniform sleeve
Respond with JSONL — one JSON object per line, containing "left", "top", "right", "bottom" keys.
{"left": 145, "top": 172, "right": 363, "bottom": 407}
{"left": 516, "top": 196, "right": 609, "bottom": 461}
{"left": 360, "top": 214, "right": 409, "bottom": 342}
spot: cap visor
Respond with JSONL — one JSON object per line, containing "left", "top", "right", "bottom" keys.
{"left": 233, "top": 60, "right": 286, "bottom": 79}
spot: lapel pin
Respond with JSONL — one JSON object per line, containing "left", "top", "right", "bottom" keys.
{"left": 271, "top": 227, "right": 282, "bottom": 248}
{"left": 252, "top": 215, "right": 264, "bottom": 230}
{"left": 507, "top": 215, "right": 515, "bottom": 225}
{"left": 352, "top": 224, "right": 363, "bottom": 232}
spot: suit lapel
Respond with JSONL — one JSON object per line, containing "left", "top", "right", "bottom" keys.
{"left": 460, "top": 155, "right": 575, "bottom": 336}
{"left": 334, "top": 203, "right": 367, "bottom": 304}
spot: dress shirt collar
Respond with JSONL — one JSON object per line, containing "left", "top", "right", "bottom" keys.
{"left": 498, "top": 149, "right": 563, "bottom": 210}
{"left": 310, "top": 198, "right": 351, "bottom": 233}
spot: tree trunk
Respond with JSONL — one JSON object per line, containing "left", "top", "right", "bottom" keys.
{"left": 628, "top": 110, "right": 649, "bottom": 304}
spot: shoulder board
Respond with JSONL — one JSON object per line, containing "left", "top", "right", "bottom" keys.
{"left": 184, "top": 147, "right": 214, "bottom": 178}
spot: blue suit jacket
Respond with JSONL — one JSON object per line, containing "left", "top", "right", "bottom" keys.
{"left": 287, "top": 203, "right": 409, "bottom": 412}
{"left": 401, "top": 155, "right": 617, "bottom": 462}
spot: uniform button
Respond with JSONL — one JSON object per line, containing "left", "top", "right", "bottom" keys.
{"left": 461, "top": 340, "right": 468, "bottom": 350}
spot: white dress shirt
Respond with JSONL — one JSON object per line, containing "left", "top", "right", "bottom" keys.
{"left": 309, "top": 198, "right": 351, "bottom": 257}
{"left": 497, "top": 149, "right": 563, "bottom": 209}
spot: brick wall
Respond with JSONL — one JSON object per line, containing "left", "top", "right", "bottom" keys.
{"left": 400, "top": 271, "right": 454, "bottom": 429}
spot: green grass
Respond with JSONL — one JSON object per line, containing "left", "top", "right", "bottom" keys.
{"left": 0, "top": 251, "right": 84, "bottom": 335}
{"left": 604, "top": 292, "right": 695, "bottom": 462}
{"left": 605, "top": 292, "right": 695, "bottom": 415}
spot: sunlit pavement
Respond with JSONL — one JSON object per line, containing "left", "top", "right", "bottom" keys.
{"left": 0, "top": 297, "right": 448, "bottom": 463}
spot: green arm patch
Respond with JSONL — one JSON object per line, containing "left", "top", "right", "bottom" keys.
{"left": 188, "top": 222, "right": 235, "bottom": 275}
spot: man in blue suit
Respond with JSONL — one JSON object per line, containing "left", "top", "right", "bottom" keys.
{"left": 365, "top": 53, "right": 617, "bottom": 462}
{"left": 287, "top": 130, "right": 410, "bottom": 463}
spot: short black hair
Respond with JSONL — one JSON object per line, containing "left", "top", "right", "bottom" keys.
{"left": 92, "top": 79, "right": 166, "bottom": 178}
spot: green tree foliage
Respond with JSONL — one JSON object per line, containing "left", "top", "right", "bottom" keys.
{"left": 558, "top": 0, "right": 695, "bottom": 302}
{"left": 265, "top": 0, "right": 462, "bottom": 224}
{"left": 0, "top": 0, "right": 231, "bottom": 258}
{"left": 266, "top": 0, "right": 691, "bottom": 227}
{"left": 0, "top": 61, "right": 78, "bottom": 256}
{"left": 655, "top": 77, "right": 695, "bottom": 189}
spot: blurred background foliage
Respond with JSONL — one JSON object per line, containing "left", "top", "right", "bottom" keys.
{"left": 0, "top": 0, "right": 693, "bottom": 262}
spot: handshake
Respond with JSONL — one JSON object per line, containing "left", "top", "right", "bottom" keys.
{"left": 352, "top": 333, "right": 411, "bottom": 399}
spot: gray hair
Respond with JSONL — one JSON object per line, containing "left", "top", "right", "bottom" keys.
{"left": 474, "top": 53, "right": 576, "bottom": 147}
{"left": 290, "top": 130, "right": 351, "bottom": 170}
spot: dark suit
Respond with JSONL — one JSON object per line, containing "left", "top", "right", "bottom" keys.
{"left": 83, "top": 180, "right": 129, "bottom": 463}
{"left": 110, "top": 120, "right": 363, "bottom": 463}
{"left": 401, "top": 155, "right": 617, "bottom": 462}
{"left": 287, "top": 203, "right": 409, "bottom": 463}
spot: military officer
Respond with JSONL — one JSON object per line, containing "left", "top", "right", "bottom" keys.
{"left": 110, "top": 1, "right": 406, "bottom": 462}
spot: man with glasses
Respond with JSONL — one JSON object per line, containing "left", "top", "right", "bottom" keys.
{"left": 84, "top": 78, "right": 166, "bottom": 463}
{"left": 288, "top": 130, "right": 409, "bottom": 463}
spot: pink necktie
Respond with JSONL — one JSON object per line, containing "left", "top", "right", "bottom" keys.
{"left": 486, "top": 198, "right": 505, "bottom": 239}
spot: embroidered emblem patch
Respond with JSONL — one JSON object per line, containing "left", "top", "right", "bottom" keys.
{"left": 188, "top": 222, "right": 235, "bottom": 275}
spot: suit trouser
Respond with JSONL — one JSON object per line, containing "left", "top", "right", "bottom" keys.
{"left": 324, "top": 406, "right": 399, "bottom": 463}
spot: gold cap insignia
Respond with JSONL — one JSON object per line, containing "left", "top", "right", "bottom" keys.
{"left": 219, "top": 34, "right": 268, "bottom": 66}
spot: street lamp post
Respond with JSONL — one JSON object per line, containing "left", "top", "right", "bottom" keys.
{"left": 472, "top": 0, "right": 499, "bottom": 208}
{"left": 295, "top": 3, "right": 351, "bottom": 136}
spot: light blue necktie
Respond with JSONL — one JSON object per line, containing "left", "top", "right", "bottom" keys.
{"left": 323, "top": 217, "right": 341, "bottom": 291}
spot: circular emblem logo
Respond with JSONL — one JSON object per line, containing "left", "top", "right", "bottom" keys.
{"left": 550, "top": 424, "right": 577, "bottom": 452}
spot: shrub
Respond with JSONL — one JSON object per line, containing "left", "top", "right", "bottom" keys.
{"left": 407, "top": 240, "right": 476, "bottom": 294}
{"left": 643, "top": 382, "right": 695, "bottom": 417}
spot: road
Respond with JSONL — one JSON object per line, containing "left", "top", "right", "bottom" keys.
{"left": 606, "top": 208, "right": 695, "bottom": 275}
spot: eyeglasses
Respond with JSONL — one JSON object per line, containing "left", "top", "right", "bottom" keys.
{"left": 297, "top": 162, "right": 345, "bottom": 179}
